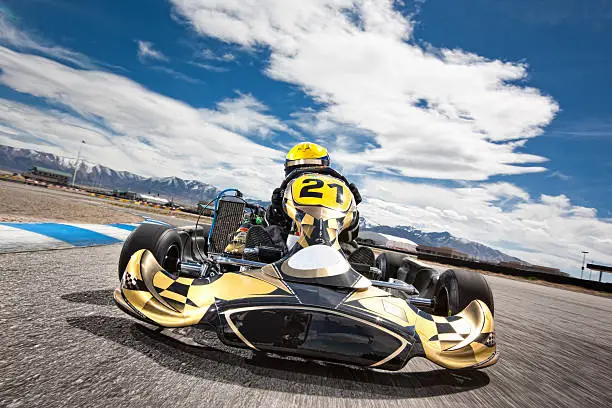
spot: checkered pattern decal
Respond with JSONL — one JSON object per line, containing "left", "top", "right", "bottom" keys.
{"left": 415, "top": 299, "right": 497, "bottom": 369}
{"left": 120, "top": 250, "right": 292, "bottom": 327}
{"left": 343, "top": 287, "right": 497, "bottom": 370}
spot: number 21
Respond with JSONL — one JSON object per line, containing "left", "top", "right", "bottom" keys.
{"left": 299, "top": 179, "right": 344, "bottom": 204}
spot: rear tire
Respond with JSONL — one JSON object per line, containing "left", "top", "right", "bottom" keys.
{"left": 118, "top": 223, "right": 183, "bottom": 281}
{"left": 375, "top": 252, "right": 407, "bottom": 281}
{"left": 432, "top": 269, "right": 494, "bottom": 316}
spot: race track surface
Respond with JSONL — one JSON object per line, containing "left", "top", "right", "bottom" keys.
{"left": 1, "top": 245, "right": 611, "bottom": 408}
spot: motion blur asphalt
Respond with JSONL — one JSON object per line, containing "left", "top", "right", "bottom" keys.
{"left": 1, "top": 244, "right": 611, "bottom": 408}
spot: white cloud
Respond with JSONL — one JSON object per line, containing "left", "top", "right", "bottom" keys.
{"left": 200, "top": 93, "right": 296, "bottom": 139}
{"left": 152, "top": 66, "right": 202, "bottom": 83}
{"left": 358, "top": 177, "right": 612, "bottom": 276}
{"left": 137, "top": 40, "right": 168, "bottom": 62}
{"left": 190, "top": 61, "right": 228, "bottom": 73}
{"left": 190, "top": 48, "right": 236, "bottom": 72}
{"left": 171, "top": 0, "right": 559, "bottom": 180}
{"left": 0, "top": 46, "right": 286, "bottom": 199}
{"left": 196, "top": 48, "right": 236, "bottom": 62}
{"left": 547, "top": 170, "right": 571, "bottom": 181}
{"left": 0, "top": 8, "right": 94, "bottom": 68}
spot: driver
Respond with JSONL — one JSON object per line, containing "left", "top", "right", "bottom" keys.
{"left": 256, "top": 142, "right": 371, "bottom": 264}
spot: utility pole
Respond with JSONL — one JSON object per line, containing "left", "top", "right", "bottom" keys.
{"left": 71, "top": 140, "right": 86, "bottom": 187}
{"left": 580, "top": 251, "right": 589, "bottom": 279}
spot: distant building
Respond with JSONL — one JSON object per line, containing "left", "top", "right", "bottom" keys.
{"left": 586, "top": 263, "right": 612, "bottom": 282}
{"left": 416, "top": 245, "right": 470, "bottom": 260}
{"left": 499, "top": 261, "right": 564, "bottom": 276}
{"left": 23, "top": 166, "right": 71, "bottom": 185}
{"left": 112, "top": 190, "right": 170, "bottom": 206}
{"left": 136, "top": 193, "right": 170, "bottom": 206}
{"left": 112, "top": 190, "right": 138, "bottom": 200}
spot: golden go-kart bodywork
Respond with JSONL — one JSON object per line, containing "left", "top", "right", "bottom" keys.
{"left": 115, "top": 172, "right": 498, "bottom": 371}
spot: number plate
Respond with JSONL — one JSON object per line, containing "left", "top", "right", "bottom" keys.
{"left": 291, "top": 174, "right": 352, "bottom": 211}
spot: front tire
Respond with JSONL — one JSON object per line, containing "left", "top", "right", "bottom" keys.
{"left": 432, "top": 269, "right": 494, "bottom": 316}
{"left": 118, "top": 223, "right": 183, "bottom": 281}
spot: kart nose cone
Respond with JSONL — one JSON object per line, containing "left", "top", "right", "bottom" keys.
{"left": 279, "top": 245, "right": 372, "bottom": 289}
{"left": 286, "top": 244, "right": 349, "bottom": 277}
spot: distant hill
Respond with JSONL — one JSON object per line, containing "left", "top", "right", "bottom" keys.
{"left": 360, "top": 219, "right": 523, "bottom": 264}
{"left": 0, "top": 144, "right": 219, "bottom": 205}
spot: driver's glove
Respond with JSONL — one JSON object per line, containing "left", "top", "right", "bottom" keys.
{"left": 271, "top": 187, "right": 284, "bottom": 206}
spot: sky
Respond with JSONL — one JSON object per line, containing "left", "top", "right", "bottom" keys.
{"left": 0, "top": 0, "right": 611, "bottom": 279}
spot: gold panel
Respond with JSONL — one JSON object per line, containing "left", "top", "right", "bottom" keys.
{"left": 350, "top": 297, "right": 415, "bottom": 328}
{"left": 302, "top": 213, "right": 315, "bottom": 226}
{"left": 153, "top": 272, "right": 175, "bottom": 290}
{"left": 243, "top": 268, "right": 293, "bottom": 294}
{"left": 123, "top": 288, "right": 153, "bottom": 313}
{"left": 415, "top": 300, "right": 497, "bottom": 370}
{"left": 187, "top": 272, "right": 280, "bottom": 305}
{"left": 121, "top": 250, "right": 287, "bottom": 328}
{"left": 176, "top": 277, "right": 195, "bottom": 285}
{"left": 125, "top": 249, "right": 145, "bottom": 280}
{"left": 327, "top": 218, "right": 338, "bottom": 229}
{"left": 158, "top": 290, "right": 187, "bottom": 304}
{"left": 345, "top": 286, "right": 391, "bottom": 302}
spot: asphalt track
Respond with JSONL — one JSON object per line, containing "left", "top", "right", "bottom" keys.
{"left": 1, "top": 244, "right": 611, "bottom": 408}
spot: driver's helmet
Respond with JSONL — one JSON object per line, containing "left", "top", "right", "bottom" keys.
{"left": 284, "top": 142, "right": 330, "bottom": 176}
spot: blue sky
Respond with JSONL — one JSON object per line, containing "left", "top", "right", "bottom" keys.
{"left": 416, "top": 0, "right": 612, "bottom": 216}
{"left": 0, "top": 0, "right": 610, "bottom": 277}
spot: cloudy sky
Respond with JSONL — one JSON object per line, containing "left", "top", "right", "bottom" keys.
{"left": 0, "top": 0, "right": 611, "bottom": 279}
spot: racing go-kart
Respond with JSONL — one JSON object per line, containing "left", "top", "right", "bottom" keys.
{"left": 114, "top": 168, "right": 498, "bottom": 371}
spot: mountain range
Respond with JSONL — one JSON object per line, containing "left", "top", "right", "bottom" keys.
{"left": 360, "top": 220, "right": 522, "bottom": 263}
{"left": 0, "top": 144, "right": 219, "bottom": 204}
{"left": 1, "top": 143, "right": 522, "bottom": 263}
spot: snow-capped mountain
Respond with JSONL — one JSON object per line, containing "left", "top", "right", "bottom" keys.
{"left": 360, "top": 218, "right": 522, "bottom": 263}
{"left": 0, "top": 144, "right": 219, "bottom": 204}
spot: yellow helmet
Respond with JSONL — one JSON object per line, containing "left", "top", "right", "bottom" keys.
{"left": 285, "top": 142, "right": 330, "bottom": 175}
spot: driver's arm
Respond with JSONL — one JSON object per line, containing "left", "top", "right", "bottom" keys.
{"left": 266, "top": 187, "right": 290, "bottom": 228}
{"left": 348, "top": 182, "right": 362, "bottom": 205}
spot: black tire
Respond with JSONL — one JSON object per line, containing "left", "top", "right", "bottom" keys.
{"left": 375, "top": 252, "right": 407, "bottom": 281}
{"left": 118, "top": 223, "right": 183, "bottom": 281}
{"left": 432, "top": 269, "right": 494, "bottom": 316}
{"left": 412, "top": 267, "right": 437, "bottom": 297}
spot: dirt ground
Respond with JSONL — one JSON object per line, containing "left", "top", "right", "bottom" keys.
{"left": 0, "top": 181, "right": 143, "bottom": 224}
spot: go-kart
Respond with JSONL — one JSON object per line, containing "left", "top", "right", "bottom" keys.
{"left": 114, "top": 168, "right": 498, "bottom": 371}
